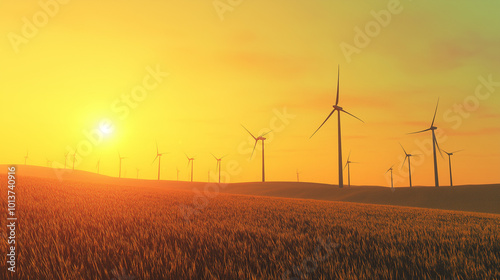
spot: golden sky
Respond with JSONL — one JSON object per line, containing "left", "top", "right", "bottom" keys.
{"left": 1, "top": 0, "right": 499, "bottom": 186}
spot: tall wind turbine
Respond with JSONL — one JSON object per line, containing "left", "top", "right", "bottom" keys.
{"left": 443, "top": 149, "right": 463, "bottom": 187}
{"left": 386, "top": 164, "right": 395, "bottom": 190}
{"left": 211, "top": 154, "right": 227, "bottom": 184}
{"left": 96, "top": 158, "right": 100, "bottom": 174}
{"left": 296, "top": 169, "right": 300, "bottom": 182}
{"left": 153, "top": 143, "right": 167, "bottom": 181}
{"left": 186, "top": 154, "right": 195, "bottom": 182}
{"left": 343, "top": 151, "right": 358, "bottom": 187}
{"left": 24, "top": 151, "right": 29, "bottom": 165}
{"left": 310, "top": 66, "right": 364, "bottom": 188}
{"left": 400, "top": 143, "right": 419, "bottom": 188}
{"left": 408, "top": 99, "right": 443, "bottom": 187}
{"left": 242, "top": 125, "right": 272, "bottom": 182}
{"left": 46, "top": 158, "right": 53, "bottom": 167}
{"left": 118, "top": 153, "right": 126, "bottom": 178}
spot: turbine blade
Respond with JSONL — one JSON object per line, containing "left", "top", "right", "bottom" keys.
{"left": 335, "top": 65, "right": 340, "bottom": 106}
{"left": 451, "top": 149, "right": 464, "bottom": 154}
{"left": 431, "top": 98, "right": 440, "bottom": 127}
{"left": 340, "top": 109, "right": 364, "bottom": 123}
{"left": 241, "top": 125, "right": 257, "bottom": 140}
{"left": 152, "top": 155, "right": 158, "bottom": 164}
{"left": 211, "top": 153, "right": 217, "bottom": 160}
{"left": 434, "top": 136, "right": 444, "bottom": 159}
{"left": 402, "top": 155, "right": 408, "bottom": 169}
{"left": 310, "top": 109, "right": 336, "bottom": 138}
{"left": 250, "top": 140, "right": 258, "bottom": 158}
{"left": 344, "top": 162, "right": 348, "bottom": 170}
{"left": 399, "top": 143, "right": 408, "bottom": 155}
{"left": 347, "top": 150, "right": 351, "bottom": 162}
{"left": 408, "top": 128, "right": 432, "bottom": 135}
{"left": 156, "top": 141, "right": 159, "bottom": 154}
{"left": 259, "top": 130, "right": 273, "bottom": 138}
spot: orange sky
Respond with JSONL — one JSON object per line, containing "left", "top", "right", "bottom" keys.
{"left": 1, "top": 0, "right": 499, "bottom": 186}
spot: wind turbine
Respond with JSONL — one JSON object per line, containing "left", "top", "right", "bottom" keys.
{"left": 24, "top": 151, "right": 29, "bottom": 165}
{"left": 242, "top": 125, "right": 272, "bottom": 182}
{"left": 400, "top": 143, "right": 419, "bottom": 188}
{"left": 343, "top": 151, "right": 358, "bottom": 187}
{"left": 46, "top": 158, "right": 53, "bottom": 167}
{"left": 136, "top": 168, "right": 140, "bottom": 179}
{"left": 118, "top": 153, "right": 126, "bottom": 178}
{"left": 443, "top": 149, "right": 463, "bottom": 187}
{"left": 211, "top": 153, "right": 227, "bottom": 184}
{"left": 153, "top": 143, "right": 167, "bottom": 181}
{"left": 408, "top": 98, "right": 443, "bottom": 187}
{"left": 296, "top": 169, "right": 300, "bottom": 182}
{"left": 96, "top": 158, "right": 100, "bottom": 174}
{"left": 310, "top": 66, "right": 364, "bottom": 188}
{"left": 386, "top": 164, "right": 395, "bottom": 190}
{"left": 185, "top": 154, "right": 195, "bottom": 182}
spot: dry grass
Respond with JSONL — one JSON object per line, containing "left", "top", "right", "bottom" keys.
{"left": 1, "top": 175, "right": 499, "bottom": 279}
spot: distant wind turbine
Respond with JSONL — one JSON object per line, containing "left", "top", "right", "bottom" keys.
{"left": 296, "top": 169, "right": 300, "bottom": 182}
{"left": 242, "top": 125, "right": 272, "bottom": 182}
{"left": 211, "top": 153, "right": 227, "bottom": 184}
{"left": 310, "top": 66, "right": 364, "bottom": 188}
{"left": 24, "top": 151, "right": 29, "bottom": 165}
{"left": 185, "top": 154, "right": 195, "bottom": 182}
{"left": 400, "top": 143, "right": 420, "bottom": 188}
{"left": 96, "top": 158, "right": 100, "bottom": 174}
{"left": 153, "top": 142, "right": 167, "bottom": 181}
{"left": 46, "top": 158, "right": 53, "bottom": 167}
{"left": 343, "top": 151, "right": 358, "bottom": 187}
{"left": 386, "top": 164, "right": 395, "bottom": 190}
{"left": 408, "top": 98, "right": 443, "bottom": 187}
{"left": 443, "top": 149, "right": 463, "bottom": 187}
{"left": 136, "top": 168, "right": 140, "bottom": 179}
{"left": 118, "top": 152, "right": 126, "bottom": 178}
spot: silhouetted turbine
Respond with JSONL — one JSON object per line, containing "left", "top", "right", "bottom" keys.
{"left": 96, "top": 158, "right": 100, "bottom": 174}
{"left": 72, "top": 153, "right": 76, "bottom": 171}
{"left": 185, "top": 154, "right": 195, "bottom": 182}
{"left": 408, "top": 98, "right": 443, "bottom": 187}
{"left": 296, "top": 169, "right": 300, "bottom": 182}
{"left": 24, "top": 151, "right": 29, "bottom": 165}
{"left": 400, "top": 143, "right": 420, "bottom": 188}
{"left": 386, "top": 164, "right": 395, "bottom": 189}
{"left": 153, "top": 142, "right": 167, "bottom": 181}
{"left": 444, "top": 149, "right": 463, "bottom": 187}
{"left": 242, "top": 125, "right": 272, "bottom": 182}
{"left": 343, "top": 151, "right": 358, "bottom": 187}
{"left": 64, "top": 152, "right": 69, "bottom": 169}
{"left": 211, "top": 153, "right": 227, "bottom": 184}
{"left": 118, "top": 152, "right": 127, "bottom": 178}
{"left": 310, "top": 66, "right": 364, "bottom": 188}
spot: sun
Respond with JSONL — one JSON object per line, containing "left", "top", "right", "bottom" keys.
{"left": 99, "top": 121, "right": 114, "bottom": 135}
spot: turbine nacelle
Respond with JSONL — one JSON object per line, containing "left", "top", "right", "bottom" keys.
{"left": 333, "top": 105, "right": 343, "bottom": 111}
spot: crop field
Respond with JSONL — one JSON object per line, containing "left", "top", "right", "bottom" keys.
{"left": 1, "top": 175, "right": 500, "bottom": 279}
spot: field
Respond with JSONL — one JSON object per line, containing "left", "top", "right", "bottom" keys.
{"left": 1, "top": 172, "right": 500, "bottom": 279}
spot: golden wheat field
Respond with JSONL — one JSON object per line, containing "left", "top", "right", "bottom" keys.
{"left": 1, "top": 175, "right": 500, "bottom": 280}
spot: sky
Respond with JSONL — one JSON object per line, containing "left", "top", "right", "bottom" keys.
{"left": 0, "top": 0, "right": 499, "bottom": 187}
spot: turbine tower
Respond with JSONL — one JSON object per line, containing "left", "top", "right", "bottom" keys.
{"left": 211, "top": 153, "right": 227, "bottom": 184}
{"left": 386, "top": 164, "right": 395, "bottom": 190}
{"left": 408, "top": 99, "right": 443, "bottom": 187}
{"left": 343, "top": 151, "right": 358, "bottom": 187}
{"left": 400, "top": 143, "right": 419, "bottom": 188}
{"left": 96, "top": 158, "right": 100, "bottom": 174}
{"left": 310, "top": 66, "right": 364, "bottom": 188}
{"left": 186, "top": 154, "right": 195, "bottom": 182}
{"left": 296, "top": 169, "right": 300, "bottom": 182}
{"left": 118, "top": 153, "right": 126, "bottom": 178}
{"left": 242, "top": 125, "right": 272, "bottom": 182}
{"left": 24, "top": 151, "right": 29, "bottom": 165}
{"left": 153, "top": 142, "right": 167, "bottom": 181}
{"left": 443, "top": 149, "right": 463, "bottom": 187}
